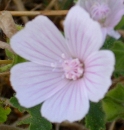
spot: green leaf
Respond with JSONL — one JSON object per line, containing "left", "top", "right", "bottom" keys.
{"left": 28, "top": 105, "right": 52, "bottom": 130}
{"left": 110, "top": 41, "right": 124, "bottom": 74}
{"left": 74, "top": 0, "right": 78, "bottom": 4}
{"left": 0, "top": 105, "right": 11, "bottom": 123}
{"left": 10, "top": 97, "right": 25, "bottom": 112}
{"left": 102, "top": 36, "right": 115, "bottom": 49}
{"left": 16, "top": 24, "right": 23, "bottom": 31}
{"left": 18, "top": 117, "right": 31, "bottom": 125}
{"left": 0, "top": 53, "right": 26, "bottom": 73}
{"left": 106, "top": 83, "right": 124, "bottom": 103}
{"left": 0, "top": 64, "right": 12, "bottom": 72}
{"left": 10, "top": 97, "right": 52, "bottom": 130}
{"left": 115, "top": 16, "right": 124, "bottom": 29}
{"left": 5, "top": 49, "right": 14, "bottom": 59}
{"left": 102, "top": 97, "right": 124, "bottom": 121}
{"left": 102, "top": 84, "right": 124, "bottom": 121}
{"left": 59, "top": 0, "right": 73, "bottom": 10}
{"left": 13, "top": 55, "right": 26, "bottom": 64}
{"left": 85, "top": 102, "right": 106, "bottom": 130}
{"left": 0, "top": 51, "right": 26, "bottom": 72}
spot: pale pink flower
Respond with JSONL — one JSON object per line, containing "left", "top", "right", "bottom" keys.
{"left": 10, "top": 6, "right": 115, "bottom": 123}
{"left": 77, "top": 0, "right": 124, "bottom": 39}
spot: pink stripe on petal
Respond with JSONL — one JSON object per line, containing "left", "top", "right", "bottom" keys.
{"left": 41, "top": 80, "right": 89, "bottom": 123}
{"left": 83, "top": 76, "right": 111, "bottom": 102}
{"left": 10, "top": 62, "right": 68, "bottom": 108}
{"left": 83, "top": 50, "right": 115, "bottom": 102}
{"left": 11, "top": 15, "right": 70, "bottom": 64}
{"left": 64, "top": 6, "right": 103, "bottom": 60}
{"left": 26, "top": 16, "right": 69, "bottom": 55}
{"left": 24, "top": 36, "right": 61, "bottom": 59}
{"left": 27, "top": 80, "right": 70, "bottom": 102}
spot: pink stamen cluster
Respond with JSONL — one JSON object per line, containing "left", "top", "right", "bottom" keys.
{"left": 91, "top": 2, "right": 110, "bottom": 23}
{"left": 62, "top": 58, "right": 83, "bottom": 80}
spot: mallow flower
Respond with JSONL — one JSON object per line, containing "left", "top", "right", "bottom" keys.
{"left": 77, "top": 0, "right": 124, "bottom": 39}
{"left": 10, "top": 6, "right": 115, "bottom": 123}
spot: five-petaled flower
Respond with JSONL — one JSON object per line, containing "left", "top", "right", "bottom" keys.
{"left": 77, "top": 0, "right": 124, "bottom": 39}
{"left": 10, "top": 6, "right": 115, "bottom": 123}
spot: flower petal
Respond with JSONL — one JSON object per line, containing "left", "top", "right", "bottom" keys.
{"left": 101, "top": 28, "right": 107, "bottom": 41}
{"left": 107, "top": 29, "right": 120, "bottom": 39}
{"left": 41, "top": 80, "right": 89, "bottom": 123}
{"left": 10, "top": 16, "right": 70, "bottom": 66}
{"left": 84, "top": 50, "right": 115, "bottom": 102}
{"left": 77, "top": 0, "right": 92, "bottom": 12}
{"left": 10, "top": 62, "right": 69, "bottom": 108}
{"left": 77, "top": 0, "right": 85, "bottom": 7}
{"left": 105, "top": 0, "right": 124, "bottom": 28}
{"left": 64, "top": 5, "right": 103, "bottom": 61}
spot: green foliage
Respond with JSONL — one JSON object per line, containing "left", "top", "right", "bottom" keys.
{"left": 16, "top": 25, "right": 23, "bottom": 31}
{"left": 58, "top": 0, "right": 74, "bottom": 10}
{"left": 13, "top": 55, "right": 26, "bottom": 64}
{"left": 20, "top": 105, "right": 52, "bottom": 130}
{"left": 10, "top": 97, "right": 52, "bottom": 130}
{"left": 5, "top": 49, "right": 14, "bottom": 59}
{"left": 73, "top": 0, "right": 78, "bottom": 4}
{"left": 0, "top": 102, "right": 11, "bottom": 123}
{"left": 115, "top": 16, "right": 124, "bottom": 29}
{"left": 110, "top": 41, "right": 124, "bottom": 74}
{"left": 0, "top": 47, "right": 26, "bottom": 72}
{"left": 102, "top": 36, "right": 115, "bottom": 49}
{"left": 0, "top": 51, "right": 26, "bottom": 72}
{"left": 85, "top": 102, "right": 105, "bottom": 130}
{"left": 10, "top": 97, "right": 24, "bottom": 112}
{"left": 0, "top": 24, "right": 25, "bottom": 72}
{"left": 0, "top": 64, "right": 12, "bottom": 72}
{"left": 5, "top": 46, "right": 26, "bottom": 65}
{"left": 106, "top": 84, "right": 124, "bottom": 102}
{"left": 102, "top": 84, "right": 124, "bottom": 121}
{"left": 102, "top": 34, "right": 124, "bottom": 76}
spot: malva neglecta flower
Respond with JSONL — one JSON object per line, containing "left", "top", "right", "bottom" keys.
{"left": 77, "top": 0, "right": 124, "bottom": 39}
{"left": 10, "top": 6, "right": 115, "bottom": 123}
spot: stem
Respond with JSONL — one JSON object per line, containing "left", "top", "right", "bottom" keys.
{"left": 0, "top": 71, "right": 10, "bottom": 76}
{"left": 60, "top": 122, "right": 87, "bottom": 130}
{"left": 45, "top": 0, "right": 57, "bottom": 10}
{"left": 56, "top": 123, "right": 60, "bottom": 130}
{"left": 0, "top": 41, "right": 15, "bottom": 53}
{"left": 0, "top": 10, "right": 68, "bottom": 16}
{"left": 118, "top": 30, "right": 124, "bottom": 38}
{"left": 0, "top": 60, "right": 13, "bottom": 64}
{"left": 109, "top": 120, "right": 116, "bottom": 130}
{"left": 13, "top": 0, "right": 29, "bottom": 23}
{"left": 0, "top": 64, "right": 12, "bottom": 72}
{"left": 4, "top": 0, "right": 12, "bottom": 10}
{"left": 0, "top": 125, "right": 24, "bottom": 130}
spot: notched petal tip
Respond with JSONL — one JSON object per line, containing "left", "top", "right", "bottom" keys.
{"left": 25, "top": 15, "right": 49, "bottom": 28}
{"left": 63, "top": 5, "right": 103, "bottom": 60}
{"left": 64, "top": 5, "right": 90, "bottom": 26}
{"left": 10, "top": 13, "right": 68, "bottom": 64}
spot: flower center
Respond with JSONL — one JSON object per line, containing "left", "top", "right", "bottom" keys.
{"left": 90, "top": 2, "right": 110, "bottom": 24}
{"left": 62, "top": 58, "right": 84, "bottom": 80}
